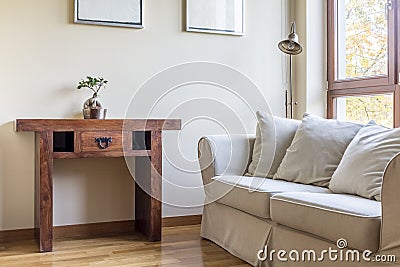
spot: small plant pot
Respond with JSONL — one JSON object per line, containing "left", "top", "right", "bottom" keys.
{"left": 83, "top": 108, "right": 107, "bottom": 119}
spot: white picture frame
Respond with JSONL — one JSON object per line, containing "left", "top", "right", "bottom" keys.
{"left": 186, "top": 0, "right": 244, "bottom": 36}
{"left": 74, "top": 0, "right": 143, "bottom": 29}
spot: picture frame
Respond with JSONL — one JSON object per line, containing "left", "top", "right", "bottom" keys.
{"left": 74, "top": 0, "right": 143, "bottom": 29}
{"left": 186, "top": 0, "right": 244, "bottom": 36}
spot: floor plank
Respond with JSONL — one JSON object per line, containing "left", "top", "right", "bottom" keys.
{"left": 0, "top": 225, "right": 249, "bottom": 267}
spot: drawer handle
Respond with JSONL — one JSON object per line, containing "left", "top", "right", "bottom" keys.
{"left": 95, "top": 137, "right": 112, "bottom": 149}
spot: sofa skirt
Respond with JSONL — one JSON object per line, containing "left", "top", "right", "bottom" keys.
{"left": 201, "top": 202, "right": 272, "bottom": 266}
{"left": 201, "top": 202, "right": 399, "bottom": 267}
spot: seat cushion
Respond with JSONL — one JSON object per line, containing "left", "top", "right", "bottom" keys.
{"left": 210, "top": 176, "right": 330, "bottom": 219}
{"left": 270, "top": 192, "right": 381, "bottom": 252}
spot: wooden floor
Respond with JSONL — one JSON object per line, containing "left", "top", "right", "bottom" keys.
{"left": 0, "top": 225, "right": 249, "bottom": 267}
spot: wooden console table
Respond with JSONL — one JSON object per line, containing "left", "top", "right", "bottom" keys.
{"left": 15, "top": 119, "right": 181, "bottom": 252}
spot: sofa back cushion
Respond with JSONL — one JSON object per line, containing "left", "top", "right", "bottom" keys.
{"left": 247, "top": 111, "right": 300, "bottom": 178}
{"left": 329, "top": 124, "right": 400, "bottom": 201}
{"left": 273, "top": 113, "right": 363, "bottom": 187}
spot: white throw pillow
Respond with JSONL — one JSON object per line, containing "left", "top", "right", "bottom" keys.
{"left": 247, "top": 111, "right": 300, "bottom": 178}
{"left": 329, "top": 124, "right": 400, "bottom": 201}
{"left": 273, "top": 113, "right": 364, "bottom": 187}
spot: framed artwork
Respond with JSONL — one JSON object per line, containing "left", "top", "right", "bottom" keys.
{"left": 186, "top": 0, "right": 244, "bottom": 36}
{"left": 74, "top": 0, "right": 143, "bottom": 28}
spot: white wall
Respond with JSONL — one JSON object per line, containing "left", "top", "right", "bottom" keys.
{"left": 0, "top": 0, "right": 286, "bottom": 230}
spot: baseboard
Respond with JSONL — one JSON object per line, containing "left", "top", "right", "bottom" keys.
{"left": 0, "top": 215, "right": 202, "bottom": 242}
{"left": 54, "top": 220, "right": 135, "bottom": 239}
{"left": 162, "top": 215, "right": 202, "bottom": 227}
{"left": 0, "top": 228, "right": 35, "bottom": 243}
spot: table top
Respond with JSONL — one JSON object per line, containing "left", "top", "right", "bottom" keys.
{"left": 15, "top": 119, "right": 181, "bottom": 132}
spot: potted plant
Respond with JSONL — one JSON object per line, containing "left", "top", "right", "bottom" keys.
{"left": 77, "top": 76, "right": 108, "bottom": 119}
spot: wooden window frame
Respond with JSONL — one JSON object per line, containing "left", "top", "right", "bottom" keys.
{"left": 327, "top": 0, "right": 400, "bottom": 127}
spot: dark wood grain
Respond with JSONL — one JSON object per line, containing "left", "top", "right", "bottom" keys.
{"left": 0, "top": 228, "right": 34, "bottom": 243}
{"left": 16, "top": 118, "right": 180, "bottom": 252}
{"left": 53, "top": 220, "right": 135, "bottom": 239}
{"left": 53, "top": 150, "right": 151, "bottom": 159}
{"left": 134, "top": 131, "right": 162, "bottom": 242}
{"left": 38, "top": 131, "right": 53, "bottom": 252}
{"left": 134, "top": 157, "right": 151, "bottom": 240}
{"left": 74, "top": 131, "right": 81, "bottom": 153}
{"left": 149, "top": 131, "right": 162, "bottom": 241}
{"left": 123, "top": 130, "right": 133, "bottom": 152}
{"left": 16, "top": 119, "right": 181, "bottom": 132}
{"left": 0, "top": 216, "right": 202, "bottom": 243}
{"left": 80, "top": 131, "right": 122, "bottom": 152}
{"left": 162, "top": 215, "right": 202, "bottom": 228}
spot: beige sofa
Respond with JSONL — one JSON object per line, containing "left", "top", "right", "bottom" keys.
{"left": 198, "top": 124, "right": 400, "bottom": 266}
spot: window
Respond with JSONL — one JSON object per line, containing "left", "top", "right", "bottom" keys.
{"left": 327, "top": 0, "right": 399, "bottom": 127}
{"left": 336, "top": 94, "right": 394, "bottom": 127}
{"left": 337, "top": 0, "right": 388, "bottom": 79}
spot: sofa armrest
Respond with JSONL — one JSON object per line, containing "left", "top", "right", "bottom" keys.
{"left": 198, "top": 135, "right": 255, "bottom": 186}
{"left": 380, "top": 152, "right": 400, "bottom": 254}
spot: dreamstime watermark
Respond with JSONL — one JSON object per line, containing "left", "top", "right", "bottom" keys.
{"left": 257, "top": 238, "right": 396, "bottom": 263}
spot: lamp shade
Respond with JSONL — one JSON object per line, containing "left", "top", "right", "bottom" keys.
{"left": 278, "top": 22, "right": 303, "bottom": 55}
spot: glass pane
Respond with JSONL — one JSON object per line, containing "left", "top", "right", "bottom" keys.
{"left": 337, "top": 0, "right": 388, "bottom": 79}
{"left": 336, "top": 94, "right": 393, "bottom": 128}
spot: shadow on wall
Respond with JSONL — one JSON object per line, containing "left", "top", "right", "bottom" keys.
{"left": 53, "top": 157, "right": 134, "bottom": 226}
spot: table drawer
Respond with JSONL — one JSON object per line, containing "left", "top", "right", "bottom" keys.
{"left": 80, "top": 131, "right": 123, "bottom": 152}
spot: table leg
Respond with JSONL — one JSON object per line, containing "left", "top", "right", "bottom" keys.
{"left": 134, "top": 131, "right": 162, "bottom": 241}
{"left": 36, "top": 131, "right": 53, "bottom": 252}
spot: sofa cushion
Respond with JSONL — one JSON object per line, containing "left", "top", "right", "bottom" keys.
{"left": 270, "top": 192, "right": 381, "bottom": 252}
{"left": 247, "top": 111, "right": 300, "bottom": 178}
{"left": 329, "top": 124, "right": 400, "bottom": 201}
{"left": 274, "top": 113, "right": 364, "bottom": 187}
{"left": 210, "top": 176, "right": 330, "bottom": 219}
